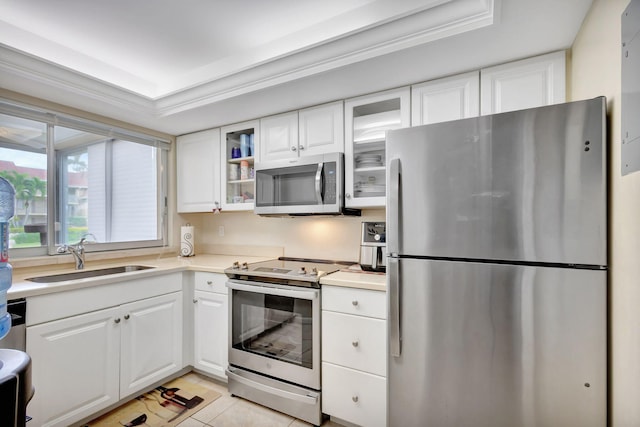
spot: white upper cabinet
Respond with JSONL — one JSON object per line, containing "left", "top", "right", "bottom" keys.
{"left": 260, "top": 101, "right": 344, "bottom": 162}
{"left": 480, "top": 51, "right": 566, "bottom": 115}
{"left": 259, "top": 111, "right": 299, "bottom": 161}
{"left": 345, "top": 87, "right": 410, "bottom": 208}
{"left": 299, "top": 101, "right": 344, "bottom": 156}
{"left": 176, "top": 129, "right": 221, "bottom": 213}
{"left": 411, "top": 71, "right": 480, "bottom": 126}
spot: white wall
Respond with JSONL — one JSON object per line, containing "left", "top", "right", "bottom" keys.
{"left": 570, "top": 1, "right": 640, "bottom": 425}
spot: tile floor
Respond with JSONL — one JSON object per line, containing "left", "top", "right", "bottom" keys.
{"left": 170, "top": 373, "right": 342, "bottom": 427}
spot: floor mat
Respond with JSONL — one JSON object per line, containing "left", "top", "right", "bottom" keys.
{"left": 86, "top": 377, "right": 221, "bottom": 427}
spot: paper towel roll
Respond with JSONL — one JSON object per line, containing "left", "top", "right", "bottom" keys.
{"left": 180, "top": 225, "right": 194, "bottom": 257}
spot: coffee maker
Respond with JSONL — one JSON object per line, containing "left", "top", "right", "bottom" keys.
{"left": 359, "top": 222, "right": 386, "bottom": 272}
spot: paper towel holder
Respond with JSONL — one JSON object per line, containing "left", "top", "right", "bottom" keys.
{"left": 180, "top": 223, "right": 195, "bottom": 257}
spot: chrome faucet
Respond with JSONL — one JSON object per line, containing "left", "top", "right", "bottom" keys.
{"left": 57, "top": 234, "right": 98, "bottom": 270}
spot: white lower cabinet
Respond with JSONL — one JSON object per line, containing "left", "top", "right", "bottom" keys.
{"left": 119, "top": 292, "right": 184, "bottom": 396}
{"left": 322, "top": 286, "right": 387, "bottom": 427}
{"left": 27, "top": 288, "right": 183, "bottom": 427}
{"left": 193, "top": 272, "right": 228, "bottom": 379}
{"left": 27, "top": 306, "right": 120, "bottom": 427}
{"left": 322, "top": 363, "right": 387, "bottom": 427}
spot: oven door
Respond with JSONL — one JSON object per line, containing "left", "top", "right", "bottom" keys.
{"left": 227, "top": 279, "right": 321, "bottom": 390}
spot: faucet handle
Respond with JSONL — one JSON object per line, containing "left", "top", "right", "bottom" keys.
{"left": 56, "top": 245, "right": 68, "bottom": 254}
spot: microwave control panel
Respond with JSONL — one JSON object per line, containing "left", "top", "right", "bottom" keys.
{"left": 324, "top": 162, "right": 336, "bottom": 203}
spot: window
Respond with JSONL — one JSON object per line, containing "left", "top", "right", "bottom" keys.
{"left": 0, "top": 114, "right": 48, "bottom": 255}
{"left": 0, "top": 100, "right": 169, "bottom": 257}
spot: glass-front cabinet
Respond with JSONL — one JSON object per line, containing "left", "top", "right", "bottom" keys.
{"left": 221, "top": 120, "right": 259, "bottom": 211}
{"left": 344, "top": 87, "right": 410, "bottom": 208}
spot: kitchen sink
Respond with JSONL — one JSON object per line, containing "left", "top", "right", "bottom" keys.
{"left": 26, "top": 265, "right": 155, "bottom": 283}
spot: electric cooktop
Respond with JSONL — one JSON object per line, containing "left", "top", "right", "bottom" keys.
{"left": 224, "top": 257, "right": 352, "bottom": 288}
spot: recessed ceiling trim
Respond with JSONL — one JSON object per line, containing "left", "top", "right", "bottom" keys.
{"left": 155, "top": 0, "right": 495, "bottom": 117}
{"left": 0, "top": 0, "right": 495, "bottom": 122}
{"left": 0, "top": 44, "right": 156, "bottom": 115}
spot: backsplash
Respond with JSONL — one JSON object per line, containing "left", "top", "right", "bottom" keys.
{"left": 178, "top": 209, "right": 385, "bottom": 262}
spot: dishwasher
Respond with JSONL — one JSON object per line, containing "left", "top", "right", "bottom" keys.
{"left": 0, "top": 298, "right": 34, "bottom": 426}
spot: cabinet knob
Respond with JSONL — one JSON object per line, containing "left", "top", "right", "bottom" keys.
{"left": 291, "top": 146, "right": 297, "bottom": 152}
{"left": 346, "top": 193, "right": 351, "bottom": 199}
{"left": 352, "top": 395, "right": 359, "bottom": 403}
{"left": 207, "top": 281, "right": 213, "bottom": 285}
{"left": 193, "top": 299, "right": 198, "bottom": 303}
{"left": 352, "top": 300, "right": 359, "bottom": 306}
{"left": 352, "top": 340, "right": 359, "bottom": 348}
{"left": 124, "top": 314, "right": 130, "bottom": 320}
{"left": 114, "top": 318, "right": 121, "bottom": 324}
{"left": 298, "top": 145, "right": 305, "bottom": 150}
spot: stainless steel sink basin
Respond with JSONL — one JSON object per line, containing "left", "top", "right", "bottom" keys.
{"left": 26, "top": 265, "right": 155, "bottom": 283}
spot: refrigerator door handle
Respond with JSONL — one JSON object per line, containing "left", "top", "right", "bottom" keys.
{"left": 388, "top": 157, "right": 400, "bottom": 255}
{"left": 389, "top": 257, "right": 401, "bottom": 357}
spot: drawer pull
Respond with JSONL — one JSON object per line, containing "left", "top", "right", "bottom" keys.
{"left": 351, "top": 300, "right": 359, "bottom": 306}
{"left": 352, "top": 395, "right": 359, "bottom": 403}
{"left": 207, "top": 281, "right": 213, "bottom": 285}
{"left": 193, "top": 299, "right": 199, "bottom": 303}
{"left": 352, "top": 340, "right": 359, "bottom": 348}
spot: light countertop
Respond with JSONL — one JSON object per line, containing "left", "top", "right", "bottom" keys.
{"left": 9, "top": 253, "right": 386, "bottom": 299}
{"left": 320, "top": 268, "right": 386, "bottom": 292}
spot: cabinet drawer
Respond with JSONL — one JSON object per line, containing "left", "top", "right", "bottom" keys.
{"left": 195, "top": 271, "right": 228, "bottom": 294}
{"left": 322, "top": 362, "right": 386, "bottom": 427}
{"left": 322, "top": 286, "right": 386, "bottom": 319}
{"left": 322, "top": 311, "right": 386, "bottom": 376}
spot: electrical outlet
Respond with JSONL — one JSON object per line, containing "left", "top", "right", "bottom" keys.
{"left": 218, "top": 226, "right": 225, "bottom": 237}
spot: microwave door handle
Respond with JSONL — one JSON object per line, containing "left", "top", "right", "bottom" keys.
{"left": 315, "top": 162, "right": 324, "bottom": 204}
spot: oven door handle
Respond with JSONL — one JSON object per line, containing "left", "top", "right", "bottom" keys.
{"left": 226, "top": 368, "right": 319, "bottom": 405}
{"left": 226, "top": 280, "right": 319, "bottom": 300}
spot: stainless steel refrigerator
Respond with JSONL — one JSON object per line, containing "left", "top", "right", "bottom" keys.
{"left": 385, "top": 97, "right": 607, "bottom": 427}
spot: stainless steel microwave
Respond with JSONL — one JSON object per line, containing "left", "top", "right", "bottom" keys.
{"left": 254, "top": 152, "right": 359, "bottom": 216}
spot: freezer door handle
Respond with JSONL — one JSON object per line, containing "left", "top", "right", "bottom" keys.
{"left": 389, "top": 257, "right": 401, "bottom": 357}
{"left": 388, "top": 158, "right": 400, "bottom": 255}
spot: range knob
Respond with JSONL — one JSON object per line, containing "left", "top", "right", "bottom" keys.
{"left": 232, "top": 261, "right": 240, "bottom": 270}
{"left": 241, "top": 262, "right": 249, "bottom": 270}
{"left": 298, "top": 266, "right": 307, "bottom": 275}
{"left": 310, "top": 268, "right": 318, "bottom": 276}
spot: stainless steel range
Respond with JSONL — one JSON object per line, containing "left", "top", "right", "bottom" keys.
{"left": 224, "top": 257, "right": 347, "bottom": 426}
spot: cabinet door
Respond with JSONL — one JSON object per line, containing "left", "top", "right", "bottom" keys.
{"left": 322, "top": 311, "right": 386, "bottom": 376}
{"left": 481, "top": 51, "right": 566, "bottom": 115}
{"left": 345, "top": 87, "right": 410, "bottom": 208}
{"left": 411, "top": 71, "right": 480, "bottom": 126}
{"left": 221, "top": 120, "right": 258, "bottom": 211}
{"left": 299, "top": 101, "right": 344, "bottom": 156}
{"left": 177, "top": 129, "right": 221, "bottom": 212}
{"left": 260, "top": 111, "right": 299, "bottom": 161}
{"left": 26, "top": 307, "right": 120, "bottom": 427}
{"left": 193, "top": 290, "right": 228, "bottom": 378}
{"left": 322, "top": 363, "right": 386, "bottom": 427}
{"left": 119, "top": 292, "right": 183, "bottom": 397}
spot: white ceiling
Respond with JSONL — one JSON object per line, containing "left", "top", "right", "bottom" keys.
{"left": 0, "top": 0, "right": 594, "bottom": 136}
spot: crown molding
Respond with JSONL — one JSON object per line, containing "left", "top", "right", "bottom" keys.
{"left": 0, "top": 0, "right": 494, "bottom": 123}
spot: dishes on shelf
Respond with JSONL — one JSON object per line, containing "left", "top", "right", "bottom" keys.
{"left": 355, "top": 153, "right": 383, "bottom": 168}
{"left": 354, "top": 180, "right": 385, "bottom": 198}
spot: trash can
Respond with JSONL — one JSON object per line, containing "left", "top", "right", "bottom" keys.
{"left": 0, "top": 349, "right": 33, "bottom": 427}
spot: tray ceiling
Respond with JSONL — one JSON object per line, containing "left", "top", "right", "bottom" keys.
{"left": 0, "top": 0, "right": 594, "bottom": 134}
